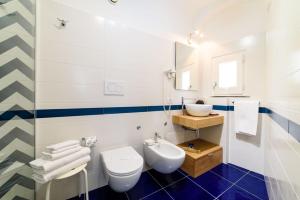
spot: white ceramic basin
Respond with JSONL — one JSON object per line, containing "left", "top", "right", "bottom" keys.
{"left": 185, "top": 104, "right": 212, "bottom": 117}
{"left": 144, "top": 139, "right": 185, "bottom": 174}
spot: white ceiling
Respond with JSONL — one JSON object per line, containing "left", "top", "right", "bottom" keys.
{"left": 54, "top": 0, "right": 256, "bottom": 40}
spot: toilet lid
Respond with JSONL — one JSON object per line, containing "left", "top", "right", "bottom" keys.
{"left": 101, "top": 146, "right": 143, "bottom": 176}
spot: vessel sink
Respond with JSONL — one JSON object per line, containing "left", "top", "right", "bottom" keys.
{"left": 185, "top": 104, "right": 212, "bottom": 117}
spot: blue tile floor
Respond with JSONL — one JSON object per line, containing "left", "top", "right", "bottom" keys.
{"left": 69, "top": 163, "right": 269, "bottom": 200}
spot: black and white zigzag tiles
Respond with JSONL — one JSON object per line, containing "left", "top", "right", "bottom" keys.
{"left": 0, "top": 0, "right": 35, "bottom": 199}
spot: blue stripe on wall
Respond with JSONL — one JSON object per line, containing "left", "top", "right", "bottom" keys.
{"left": 268, "top": 110, "right": 300, "bottom": 142}
{"left": 289, "top": 120, "right": 300, "bottom": 142}
{"left": 0, "top": 110, "right": 34, "bottom": 121}
{"left": 35, "top": 105, "right": 183, "bottom": 118}
{"left": 36, "top": 108, "right": 102, "bottom": 118}
{"left": 269, "top": 110, "right": 289, "bottom": 132}
{"left": 213, "top": 105, "right": 271, "bottom": 113}
{"left": 212, "top": 105, "right": 230, "bottom": 111}
{"left": 2, "top": 104, "right": 298, "bottom": 142}
{"left": 0, "top": 105, "right": 275, "bottom": 120}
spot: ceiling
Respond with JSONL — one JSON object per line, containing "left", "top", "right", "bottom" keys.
{"left": 55, "top": 0, "right": 256, "bottom": 40}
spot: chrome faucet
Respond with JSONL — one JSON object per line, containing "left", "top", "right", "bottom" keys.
{"left": 154, "top": 132, "right": 161, "bottom": 143}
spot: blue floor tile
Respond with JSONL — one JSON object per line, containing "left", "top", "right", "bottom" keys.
{"left": 236, "top": 174, "right": 269, "bottom": 200}
{"left": 142, "top": 190, "right": 173, "bottom": 200}
{"left": 89, "top": 185, "right": 128, "bottom": 200}
{"left": 126, "top": 172, "right": 161, "bottom": 200}
{"left": 249, "top": 171, "right": 265, "bottom": 181}
{"left": 211, "top": 163, "right": 247, "bottom": 183}
{"left": 177, "top": 168, "right": 188, "bottom": 176}
{"left": 70, "top": 165, "right": 269, "bottom": 200}
{"left": 228, "top": 163, "right": 250, "bottom": 173}
{"left": 191, "top": 171, "right": 232, "bottom": 197}
{"left": 68, "top": 185, "right": 127, "bottom": 200}
{"left": 148, "top": 169, "right": 185, "bottom": 187}
{"left": 218, "top": 185, "right": 261, "bottom": 200}
{"left": 165, "top": 178, "right": 215, "bottom": 200}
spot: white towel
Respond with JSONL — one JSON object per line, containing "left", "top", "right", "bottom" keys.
{"left": 46, "top": 144, "right": 80, "bottom": 154}
{"left": 30, "top": 147, "right": 90, "bottom": 172}
{"left": 234, "top": 100, "right": 259, "bottom": 136}
{"left": 42, "top": 146, "right": 82, "bottom": 161}
{"left": 32, "top": 155, "right": 90, "bottom": 184}
{"left": 46, "top": 140, "right": 80, "bottom": 152}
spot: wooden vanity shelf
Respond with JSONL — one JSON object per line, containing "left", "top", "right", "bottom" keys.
{"left": 172, "top": 114, "right": 224, "bottom": 129}
{"left": 178, "top": 139, "right": 223, "bottom": 178}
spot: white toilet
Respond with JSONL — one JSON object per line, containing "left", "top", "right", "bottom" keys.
{"left": 101, "top": 146, "right": 143, "bottom": 192}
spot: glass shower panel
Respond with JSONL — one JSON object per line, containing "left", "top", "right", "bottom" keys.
{"left": 0, "top": 0, "right": 35, "bottom": 199}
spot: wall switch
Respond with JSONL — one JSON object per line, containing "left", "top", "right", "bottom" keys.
{"left": 104, "top": 80, "right": 124, "bottom": 96}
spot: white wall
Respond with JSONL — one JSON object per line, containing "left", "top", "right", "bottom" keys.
{"left": 195, "top": 0, "right": 268, "bottom": 45}
{"left": 265, "top": 0, "right": 300, "bottom": 199}
{"left": 195, "top": 0, "right": 267, "bottom": 174}
{"left": 35, "top": 0, "right": 203, "bottom": 199}
{"left": 48, "top": 0, "right": 209, "bottom": 42}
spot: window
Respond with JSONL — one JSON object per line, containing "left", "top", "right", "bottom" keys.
{"left": 181, "top": 70, "right": 191, "bottom": 90}
{"left": 212, "top": 52, "right": 245, "bottom": 96}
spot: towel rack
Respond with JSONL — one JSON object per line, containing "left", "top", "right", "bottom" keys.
{"left": 231, "top": 100, "right": 260, "bottom": 105}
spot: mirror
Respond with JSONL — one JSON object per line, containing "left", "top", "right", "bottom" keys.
{"left": 175, "top": 42, "right": 200, "bottom": 91}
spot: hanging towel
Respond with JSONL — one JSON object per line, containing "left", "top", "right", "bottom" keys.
{"left": 42, "top": 146, "right": 82, "bottom": 161}
{"left": 46, "top": 140, "right": 80, "bottom": 153}
{"left": 234, "top": 100, "right": 259, "bottom": 136}
{"left": 30, "top": 147, "right": 90, "bottom": 172}
{"left": 32, "top": 155, "right": 90, "bottom": 184}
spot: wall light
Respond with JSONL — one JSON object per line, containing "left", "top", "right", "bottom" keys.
{"left": 187, "top": 30, "right": 205, "bottom": 44}
{"left": 240, "top": 35, "right": 256, "bottom": 47}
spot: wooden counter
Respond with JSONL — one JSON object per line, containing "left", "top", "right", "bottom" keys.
{"left": 172, "top": 114, "right": 224, "bottom": 129}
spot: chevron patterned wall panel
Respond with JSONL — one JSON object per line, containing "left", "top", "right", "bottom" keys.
{"left": 0, "top": 0, "right": 35, "bottom": 199}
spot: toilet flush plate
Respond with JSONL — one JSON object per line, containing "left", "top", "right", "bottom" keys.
{"left": 104, "top": 80, "right": 125, "bottom": 96}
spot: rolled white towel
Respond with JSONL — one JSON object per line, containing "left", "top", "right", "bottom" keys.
{"left": 32, "top": 155, "right": 90, "bottom": 184}
{"left": 30, "top": 147, "right": 90, "bottom": 172}
{"left": 42, "top": 146, "right": 82, "bottom": 161}
{"left": 46, "top": 140, "right": 80, "bottom": 152}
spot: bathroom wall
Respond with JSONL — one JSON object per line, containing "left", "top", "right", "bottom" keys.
{"left": 196, "top": 0, "right": 268, "bottom": 174}
{"left": 35, "top": 0, "right": 206, "bottom": 199}
{"left": 0, "top": 0, "right": 35, "bottom": 199}
{"left": 264, "top": 0, "right": 300, "bottom": 199}
{"left": 48, "top": 0, "right": 207, "bottom": 42}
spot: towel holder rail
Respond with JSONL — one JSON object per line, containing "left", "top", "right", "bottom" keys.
{"left": 231, "top": 100, "right": 260, "bottom": 105}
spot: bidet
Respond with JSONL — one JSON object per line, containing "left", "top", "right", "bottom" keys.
{"left": 144, "top": 138, "right": 185, "bottom": 174}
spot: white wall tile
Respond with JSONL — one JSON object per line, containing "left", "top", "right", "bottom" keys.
{"left": 264, "top": 0, "right": 300, "bottom": 199}
{"left": 228, "top": 112, "right": 265, "bottom": 174}
{"left": 35, "top": 1, "right": 203, "bottom": 199}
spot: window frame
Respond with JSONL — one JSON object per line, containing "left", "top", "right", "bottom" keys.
{"left": 212, "top": 52, "right": 245, "bottom": 96}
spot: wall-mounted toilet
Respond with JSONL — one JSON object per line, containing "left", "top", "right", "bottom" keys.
{"left": 101, "top": 146, "right": 143, "bottom": 192}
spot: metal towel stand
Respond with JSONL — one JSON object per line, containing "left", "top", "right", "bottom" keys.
{"left": 45, "top": 164, "right": 89, "bottom": 200}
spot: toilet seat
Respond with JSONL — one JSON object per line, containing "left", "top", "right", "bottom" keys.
{"left": 101, "top": 146, "right": 143, "bottom": 177}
